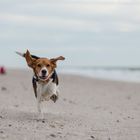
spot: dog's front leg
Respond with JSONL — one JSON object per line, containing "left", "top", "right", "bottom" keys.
{"left": 37, "top": 99, "right": 41, "bottom": 113}
{"left": 37, "top": 99, "right": 45, "bottom": 120}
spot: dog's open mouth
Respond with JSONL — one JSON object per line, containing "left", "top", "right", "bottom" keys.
{"left": 39, "top": 76, "right": 48, "bottom": 80}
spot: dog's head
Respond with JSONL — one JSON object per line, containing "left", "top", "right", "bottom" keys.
{"left": 24, "top": 50, "right": 65, "bottom": 81}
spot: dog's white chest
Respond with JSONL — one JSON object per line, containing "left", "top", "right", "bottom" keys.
{"left": 37, "top": 80, "right": 58, "bottom": 101}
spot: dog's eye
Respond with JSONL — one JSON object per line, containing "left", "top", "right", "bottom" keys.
{"left": 46, "top": 64, "right": 50, "bottom": 67}
{"left": 37, "top": 64, "right": 41, "bottom": 67}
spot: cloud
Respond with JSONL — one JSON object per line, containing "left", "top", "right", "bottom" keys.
{"left": 0, "top": 13, "right": 100, "bottom": 32}
{"left": 0, "top": 0, "right": 140, "bottom": 47}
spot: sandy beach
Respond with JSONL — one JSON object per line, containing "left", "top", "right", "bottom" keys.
{"left": 0, "top": 69, "right": 140, "bottom": 140}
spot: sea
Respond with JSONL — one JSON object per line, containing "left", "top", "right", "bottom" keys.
{"left": 58, "top": 66, "right": 140, "bottom": 83}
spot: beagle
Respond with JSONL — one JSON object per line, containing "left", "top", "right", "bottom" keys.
{"left": 16, "top": 50, "right": 65, "bottom": 113}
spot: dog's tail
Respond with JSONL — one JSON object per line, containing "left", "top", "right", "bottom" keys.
{"left": 15, "top": 51, "right": 25, "bottom": 57}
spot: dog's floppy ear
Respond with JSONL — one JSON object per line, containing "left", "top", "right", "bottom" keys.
{"left": 50, "top": 56, "right": 65, "bottom": 63}
{"left": 25, "top": 50, "right": 36, "bottom": 68}
{"left": 50, "top": 56, "right": 65, "bottom": 68}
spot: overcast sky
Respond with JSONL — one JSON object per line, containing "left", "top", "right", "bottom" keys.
{"left": 0, "top": 0, "right": 140, "bottom": 68}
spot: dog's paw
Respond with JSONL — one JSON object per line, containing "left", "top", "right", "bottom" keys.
{"left": 50, "top": 94, "right": 58, "bottom": 103}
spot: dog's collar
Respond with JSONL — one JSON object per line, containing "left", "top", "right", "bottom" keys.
{"left": 33, "top": 75, "right": 39, "bottom": 82}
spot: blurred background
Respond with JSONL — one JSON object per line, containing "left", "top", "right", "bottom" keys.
{"left": 0, "top": 0, "right": 140, "bottom": 81}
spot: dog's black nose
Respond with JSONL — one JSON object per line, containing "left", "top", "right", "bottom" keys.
{"left": 42, "top": 70, "right": 47, "bottom": 75}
